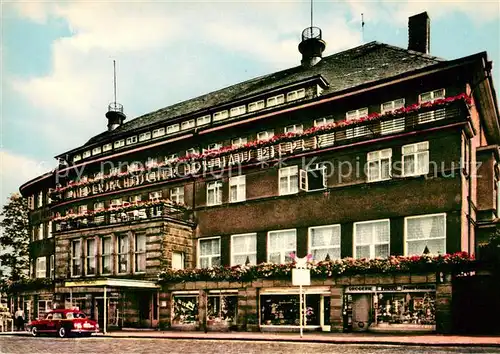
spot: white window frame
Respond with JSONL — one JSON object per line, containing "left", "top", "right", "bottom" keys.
{"left": 126, "top": 136, "right": 138, "bottom": 145}
{"left": 257, "top": 130, "right": 274, "bottom": 141}
{"left": 402, "top": 141, "right": 429, "bottom": 177}
{"left": 149, "top": 191, "right": 162, "bottom": 200}
{"left": 172, "top": 251, "right": 185, "bottom": 270}
{"left": 83, "top": 150, "right": 91, "bottom": 159}
{"left": 37, "top": 225, "right": 43, "bottom": 240}
{"left": 279, "top": 166, "right": 299, "bottom": 195}
{"left": 196, "top": 115, "right": 211, "bottom": 126}
{"left": 153, "top": 127, "right": 166, "bottom": 137}
{"left": 37, "top": 191, "right": 43, "bottom": 207}
{"left": 353, "top": 219, "right": 390, "bottom": 259}
{"left": 186, "top": 148, "right": 200, "bottom": 156}
{"left": 286, "top": 88, "right": 306, "bottom": 102}
{"left": 213, "top": 110, "right": 229, "bottom": 122}
{"left": 231, "top": 137, "right": 247, "bottom": 148}
{"left": 114, "top": 140, "right": 125, "bottom": 149}
{"left": 49, "top": 255, "right": 54, "bottom": 279}
{"left": 47, "top": 221, "right": 52, "bottom": 239}
{"left": 85, "top": 238, "right": 96, "bottom": 276}
{"left": 367, "top": 149, "right": 392, "bottom": 182}
{"left": 346, "top": 107, "right": 369, "bottom": 138}
{"left": 117, "top": 234, "right": 129, "bottom": 274}
{"left": 101, "top": 236, "right": 113, "bottom": 275}
{"left": 181, "top": 119, "right": 195, "bottom": 130}
{"left": 248, "top": 100, "right": 265, "bottom": 112}
{"left": 103, "top": 143, "right": 112, "bottom": 152}
{"left": 308, "top": 225, "right": 341, "bottom": 261}
{"left": 36, "top": 257, "right": 46, "bottom": 278}
{"left": 284, "top": 124, "right": 303, "bottom": 134}
{"left": 71, "top": 240, "right": 81, "bottom": 277}
{"left": 267, "top": 229, "right": 297, "bottom": 264}
{"left": 207, "top": 181, "right": 223, "bottom": 206}
{"left": 139, "top": 131, "right": 151, "bottom": 141}
{"left": 170, "top": 187, "right": 184, "bottom": 205}
{"left": 92, "top": 146, "right": 102, "bottom": 155}
{"left": 229, "top": 175, "right": 246, "bottom": 203}
{"left": 404, "top": 213, "right": 446, "bottom": 256}
{"left": 231, "top": 233, "right": 257, "bottom": 266}
{"left": 230, "top": 105, "right": 246, "bottom": 117}
{"left": 418, "top": 89, "right": 446, "bottom": 123}
{"left": 204, "top": 142, "right": 222, "bottom": 152}
{"left": 134, "top": 233, "right": 147, "bottom": 273}
{"left": 299, "top": 163, "right": 327, "bottom": 192}
{"left": 73, "top": 154, "right": 82, "bottom": 162}
{"left": 381, "top": 98, "right": 405, "bottom": 134}
{"left": 267, "top": 94, "right": 285, "bottom": 107}
{"left": 198, "top": 237, "right": 221, "bottom": 268}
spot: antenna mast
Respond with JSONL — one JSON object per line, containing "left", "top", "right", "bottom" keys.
{"left": 310, "top": 0, "right": 313, "bottom": 28}
{"left": 113, "top": 60, "right": 117, "bottom": 105}
{"left": 361, "top": 13, "right": 365, "bottom": 43}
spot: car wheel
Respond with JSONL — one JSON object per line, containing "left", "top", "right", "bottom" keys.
{"left": 31, "top": 326, "right": 38, "bottom": 337}
{"left": 58, "top": 327, "right": 66, "bottom": 338}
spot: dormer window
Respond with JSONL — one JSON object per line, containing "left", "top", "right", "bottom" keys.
{"left": 232, "top": 137, "right": 247, "bottom": 148}
{"left": 248, "top": 100, "right": 265, "bottom": 112}
{"left": 153, "top": 127, "right": 166, "bottom": 138}
{"left": 267, "top": 94, "right": 284, "bottom": 107}
{"left": 213, "top": 110, "right": 229, "bottom": 122}
{"left": 92, "top": 146, "right": 102, "bottom": 155}
{"left": 103, "top": 143, "right": 112, "bottom": 152}
{"left": 284, "top": 124, "right": 303, "bottom": 134}
{"left": 257, "top": 130, "right": 274, "bottom": 141}
{"left": 197, "top": 115, "right": 211, "bottom": 126}
{"left": 166, "top": 124, "right": 179, "bottom": 135}
{"left": 149, "top": 191, "right": 162, "bottom": 200}
{"left": 139, "top": 131, "right": 151, "bottom": 141}
{"left": 181, "top": 119, "right": 195, "bottom": 130}
{"left": 73, "top": 155, "right": 82, "bottom": 162}
{"left": 230, "top": 105, "right": 246, "bottom": 117}
{"left": 286, "top": 88, "right": 306, "bottom": 102}
{"left": 114, "top": 140, "right": 125, "bottom": 149}
{"left": 83, "top": 150, "right": 91, "bottom": 159}
{"left": 126, "top": 136, "right": 138, "bottom": 145}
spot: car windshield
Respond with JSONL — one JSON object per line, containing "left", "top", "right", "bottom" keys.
{"left": 45, "top": 313, "right": 53, "bottom": 320}
{"left": 72, "top": 312, "right": 86, "bottom": 319}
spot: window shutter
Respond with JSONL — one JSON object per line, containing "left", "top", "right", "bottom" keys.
{"left": 299, "top": 169, "right": 308, "bottom": 191}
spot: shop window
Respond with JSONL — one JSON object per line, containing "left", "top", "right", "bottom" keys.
{"left": 375, "top": 292, "right": 436, "bottom": 325}
{"left": 198, "top": 237, "right": 220, "bottom": 268}
{"left": 353, "top": 219, "right": 390, "bottom": 259}
{"left": 346, "top": 107, "right": 369, "bottom": 138}
{"left": 101, "top": 237, "right": 113, "bottom": 274}
{"left": 309, "top": 225, "right": 341, "bottom": 261}
{"left": 229, "top": 175, "right": 246, "bottom": 203}
{"left": 367, "top": 149, "right": 392, "bottom": 182}
{"left": 172, "top": 295, "right": 198, "bottom": 325}
{"left": 279, "top": 166, "right": 299, "bottom": 195}
{"left": 260, "top": 294, "right": 321, "bottom": 326}
{"left": 207, "top": 291, "right": 238, "bottom": 324}
{"left": 402, "top": 142, "right": 429, "bottom": 177}
{"left": 231, "top": 233, "right": 256, "bottom": 265}
{"left": 118, "top": 234, "right": 129, "bottom": 274}
{"left": 381, "top": 98, "right": 405, "bottom": 134}
{"left": 71, "top": 240, "right": 81, "bottom": 277}
{"left": 405, "top": 214, "right": 446, "bottom": 255}
{"left": 267, "top": 229, "right": 296, "bottom": 264}
{"left": 418, "top": 89, "right": 445, "bottom": 123}
{"left": 134, "top": 233, "right": 147, "bottom": 273}
{"left": 36, "top": 257, "right": 46, "bottom": 278}
{"left": 86, "top": 238, "right": 96, "bottom": 276}
{"left": 37, "top": 300, "right": 52, "bottom": 320}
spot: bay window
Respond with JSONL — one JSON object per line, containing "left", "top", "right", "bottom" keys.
{"left": 198, "top": 237, "right": 221, "bottom": 268}
{"left": 309, "top": 225, "right": 341, "bottom": 261}
{"left": 405, "top": 214, "right": 446, "bottom": 255}
{"left": 268, "top": 229, "right": 296, "bottom": 264}
{"left": 231, "top": 233, "right": 257, "bottom": 265}
{"left": 353, "top": 219, "right": 390, "bottom": 259}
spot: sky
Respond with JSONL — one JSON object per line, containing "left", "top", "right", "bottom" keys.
{"left": 1, "top": 0, "right": 499, "bottom": 206}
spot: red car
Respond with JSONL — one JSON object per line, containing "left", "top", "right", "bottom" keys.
{"left": 28, "top": 309, "right": 99, "bottom": 338}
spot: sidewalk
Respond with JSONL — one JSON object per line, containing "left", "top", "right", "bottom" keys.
{"left": 2, "top": 329, "right": 500, "bottom": 347}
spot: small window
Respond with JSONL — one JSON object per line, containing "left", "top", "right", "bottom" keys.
{"left": 229, "top": 175, "right": 246, "bottom": 203}
{"left": 110, "top": 198, "right": 122, "bottom": 208}
{"left": 381, "top": 99, "right": 405, "bottom": 134}
{"left": 248, "top": 100, "right": 265, "bottom": 112}
{"left": 267, "top": 229, "right": 296, "bottom": 263}
{"left": 36, "top": 257, "right": 46, "bottom": 278}
{"left": 94, "top": 202, "right": 104, "bottom": 210}
{"left": 346, "top": 108, "right": 369, "bottom": 138}
{"left": 230, "top": 105, "right": 246, "bottom": 117}
{"left": 149, "top": 191, "right": 162, "bottom": 200}
{"left": 353, "top": 219, "right": 390, "bottom": 259}
{"left": 153, "top": 127, "right": 166, "bottom": 138}
{"left": 181, "top": 119, "right": 195, "bottom": 130}
{"left": 309, "top": 225, "right": 341, "bottom": 261}
{"left": 279, "top": 166, "right": 299, "bottom": 195}
{"left": 134, "top": 233, "right": 146, "bottom": 273}
{"left": 139, "top": 132, "right": 151, "bottom": 141}
{"left": 166, "top": 124, "right": 179, "bottom": 134}
{"left": 71, "top": 240, "right": 81, "bottom": 277}
{"left": 103, "top": 143, "right": 112, "bottom": 152}
{"left": 419, "top": 89, "right": 445, "bottom": 104}
{"left": 73, "top": 155, "right": 81, "bottom": 162}
{"left": 284, "top": 124, "right": 303, "bottom": 134}
{"left": 78, "top": 205, "right": 87, "bottom": 214}
{"left": 418, "top": 89, "right": 446, "bottom": 123}
{"left": 92, "top": 147, "right": 102, "bottom": 155}
{"left": 231, "top": 233, "right": 257, "bottom": 265}
{"left": 204, "top": 143, "right": 222, "bottom": 152}
{"left": 402, "top": 142, "right": 429, "bottom": 177}
{"left": 267, "top": 94, "right": 285, "bottom": 107}
{"left": 197, "top": 115, "right": 211, "bottom": 126}
{"left": 170, "top": 187, "right": 184, "bottom": 205}
{"left": 213, "top": 110, "right": 229, "bottom": 122}
{"left": 299, "top": 164, "right": 326, "bottom": 192}
{"left": 114, "top": 140, "right": 125, "bottom": 149}
{"left": 83, "top": 150, "right": 91, "bottom": 159}
{"left": 232, "top": 137, "right": 247, "bottom": 148}
{"left": 207, "top": 181, "right": 223, "bottom": 206}
{"left": 198, "top": 237, "right": 221, "bottom": 268}
{"left": 286, "top": 88, "right": 306, "bottom": 102}
{"left": 257, "top": 130, "right": 274, "bottom": 141}
{"left": 172, "top": 251, "right": 185, "bottom": 270}
{"left": 367, "top": 149, "right": 392, "bottom": 182}
{"left": 126, "top": 136, "right": 138, "bottom": 145}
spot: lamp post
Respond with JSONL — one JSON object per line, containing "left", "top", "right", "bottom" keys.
{"left": 291, "top": 254, "right": 311, "bottom": 338}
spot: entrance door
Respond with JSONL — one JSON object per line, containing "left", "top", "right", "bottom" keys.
{"left": 96, "top": 299, "right": 105, "bottom": 329}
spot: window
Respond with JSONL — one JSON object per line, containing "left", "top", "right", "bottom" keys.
{"left": 47, "top": 221, "right": 52, "bottom": 239}
{"left": 181, "top": 119, "right": 195, "bottom": 130}
{"left": 402, "top": 142, "right": 429, "bottom": 177}
{"left": 38, "top": 300, "right": 52, "bottom": 320}
{"left": 230, "top": 105, "right": 246, "bottom": 117}
{"left": 229, "top": 175, "right": 246, "bottom": 203}
{"left": 78, "top": 205, "right": 88, "bottom": 214}
{"left": 248, "top": 100, "right": 264, "bottom": 112}
{"left": 186, "top": 148, "right": 199, "bottom": 156}
{"left": 149, "top": 191, "right": 162, "bottom": 200}
{"left": 94, "top": 202, "right": 104, "bottom": 211}
{"left": 114, "top": 140, "right": 125, "bottom": 149}
{"left": 257, "top": 130, "right": 274, "bottom": 141}
{"left": 231, "top": 233, "right": 256, "bottom": 265}
{"left": 28, "top": 195, "right": 34, "bottom": 210}
{"left": 79, "top": 186, "right": 89, "bottom": 197}
{"left": 197, "top": 115, "right": 211, "bottom": 126}
{"left": 353, "top": 219, "right": 390, "bottom": 259}
{"left": 381, "top": 98, "right": 405, "bottom": 134}
{"left": 165, "top": 153, "right": 179, "bottom": 163}
{"left": 418, "top": 89, "right": 446, "bottom": 123}
{"left": 267, "top": 94, "right": 285, "bottom": 107}
{"left": 134, "top": 234, "right": 146, "bottom": 273}
{"left": 49, "top": 255, "right": 54, "bottom": 279}
{"left": 207, "top": 291, "right": 238, "bottom": 323}
{"left": 198, "top": 237, "right": 221, "bottom": 268}
{"left": 71, "top": 240, "right": 81, "bottom": 276}
{"left": 284, "top": 124, "right": 303, "bottom": 134}
{"left": 405, "top": 214, "right": 446, "bottom": 256}
{"left": 73, "top": 154, "right": 82, "bottom": 162}
{"left": 172, "top": 251, "right": 185, "bottom": 269}
{"left": 86, "top": 238, "right": 96, "bottom": 276}
{"left": 346, "top": 108, "right": 369, "bottom": 138}
{"left": 279, "top": 166, "right": 299, "bottom": 195}
{"left": 286, "top": 88, "right": 306, "bottom": 102}
{"left": 170, "top": 187, "right": 184, "bottom": 205}
{"left": 125, "top": 136, "right": 137, "bottom": 145}
{"left": 92, "top": 146, "right": 102, "bottom": 155}
{"left": 299, "top": 163, "right": 327, "bottom": 191}
{"left": 139, "top": 131, "right": 151, "bottom": 141}
{"left": 153, "top": 127, "right": 166, "bottom": 137}
{"left": 38, "top": 191, "right": 43, "bottom": 207}
{"left": 146, "top": 157, "right": 158, "bottom": 168}
{"left": 309, "top": 225, "right": 341, "bottom": 261}
{"left": 204, "top": 143, "right": 222, "bottom": 152}
{"left": 101, "top": 237, "right": 112, "bottom": 275}
{"left": 367, "top": 149, "right": 392, "bottom": 182}
{"left": 268, "top": 229, "right": 296, "bottom": 263}
{"left": 231, "top": 137, "right": 247, "bottom": 148}
{"left": 207, "top": 181, "right": 222, "bottom": 206}
{"left": 173, "top": 295, "right": 198, "bottom": 325}
{"left": 83, "top": 150, "right": 91, "bottom": 159}
{"left": 213, "top": 110, "right": 229, "bottom": 122}
{"left": 36, "top": 225, "right": 43, "bottom": 240}
{"left": 129, "top": 195, "right": 141, "bottom": 204}
{"left": 36, "top": 257, "right": 46, "bottom": 278}
{"left": 118, "top": 234, "right": 129, "bottom": 274}
{"left": 110, "top": 198, "right": 122, "bottom": 208}
{"left": 103, "top": 143, "right": 112, "bottom": 152}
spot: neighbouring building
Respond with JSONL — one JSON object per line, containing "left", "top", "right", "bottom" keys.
{"left": 17, "top": 12, "right": 500, "bottom": 334}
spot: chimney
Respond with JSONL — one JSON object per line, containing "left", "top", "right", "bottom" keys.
{"left": 408, "top": 12, "right": 430, "bottom": 54}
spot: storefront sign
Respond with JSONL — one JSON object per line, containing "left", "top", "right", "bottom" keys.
{"left": 346, "top": 284, "right": 436, "bottom": 294}
{"left": 292, "top": 269, "right": 311, "bottom": 286}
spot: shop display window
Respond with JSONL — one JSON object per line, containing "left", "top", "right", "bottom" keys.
{"left": 375, "top": 292, "right": 435, "bottom": 325}
{"left": 207, "top": 293, "right": 237, "bottom": 324}
{"left": 172, "top": 296, "right": 198, "bottom": 325}
{"left": 260, "top": 294, "right": 322, "bottom": 326}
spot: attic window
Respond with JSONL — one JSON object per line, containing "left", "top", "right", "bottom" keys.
{"left": 114, "top": 139, "right": 125, "bottom": 149}
{"left": 166, "top": 124, "right": 179, "bottom": 134}
{"left": 286, "top": 88, "right": 305, "bottom": 102}
{"left": 83, "top": 150, "right": 91, "bottom": 159}
{"left": 267, "top": 94, "right": 285, "bottom": 107}
{"left": 73, "top": 154, "right": 82, "bottom": 162}
{"left": 139, "top": 132, "right": 151, "bottom": 142}
{"left": 230, "top": 105, "right": 246, "bottom": 117}
{"left": 92, "top": 147, "right": 102, "bottom": 155}
{"left": 248, "top": 100, "right": 265, "bottom": 112}
{"left": 197, "top": 115, "right": 211, "bottom": 126}
{"left": 213, "top": 110, "right": 229, "bottom": 122}
{"left": 153, "top": 127, "right": 166, "bottom": 138}
{"left": 103, "top": 143, "right": 112, "bottom": 152}
{"left": 181, "top": 119, "right": 195, "bottom": 130}
{"left": 126, "top": 136, "right": 138, "bottom": 145}
{"left": 257, "top": 130, "right": 274, "bottom": 141}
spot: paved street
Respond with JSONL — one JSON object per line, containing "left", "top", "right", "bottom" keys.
{"left": 1, "top": 336, "right": 500, "bottom": 354}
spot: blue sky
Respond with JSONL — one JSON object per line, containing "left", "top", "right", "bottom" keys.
{"left": 1, "top": 1, "right": 499, "bottom": 205}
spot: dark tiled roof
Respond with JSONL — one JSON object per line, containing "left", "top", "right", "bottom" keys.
{"left": 83, "top": 41, "right": 443, "bottom": 147}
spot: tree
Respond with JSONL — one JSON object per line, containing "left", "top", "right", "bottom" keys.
{"left": 0, "top": 193, "right": 29, "bottom": 282}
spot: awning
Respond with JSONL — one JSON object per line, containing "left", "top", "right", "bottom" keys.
{"left": 64, "top": 278, "right": 159, "bottom": 289}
